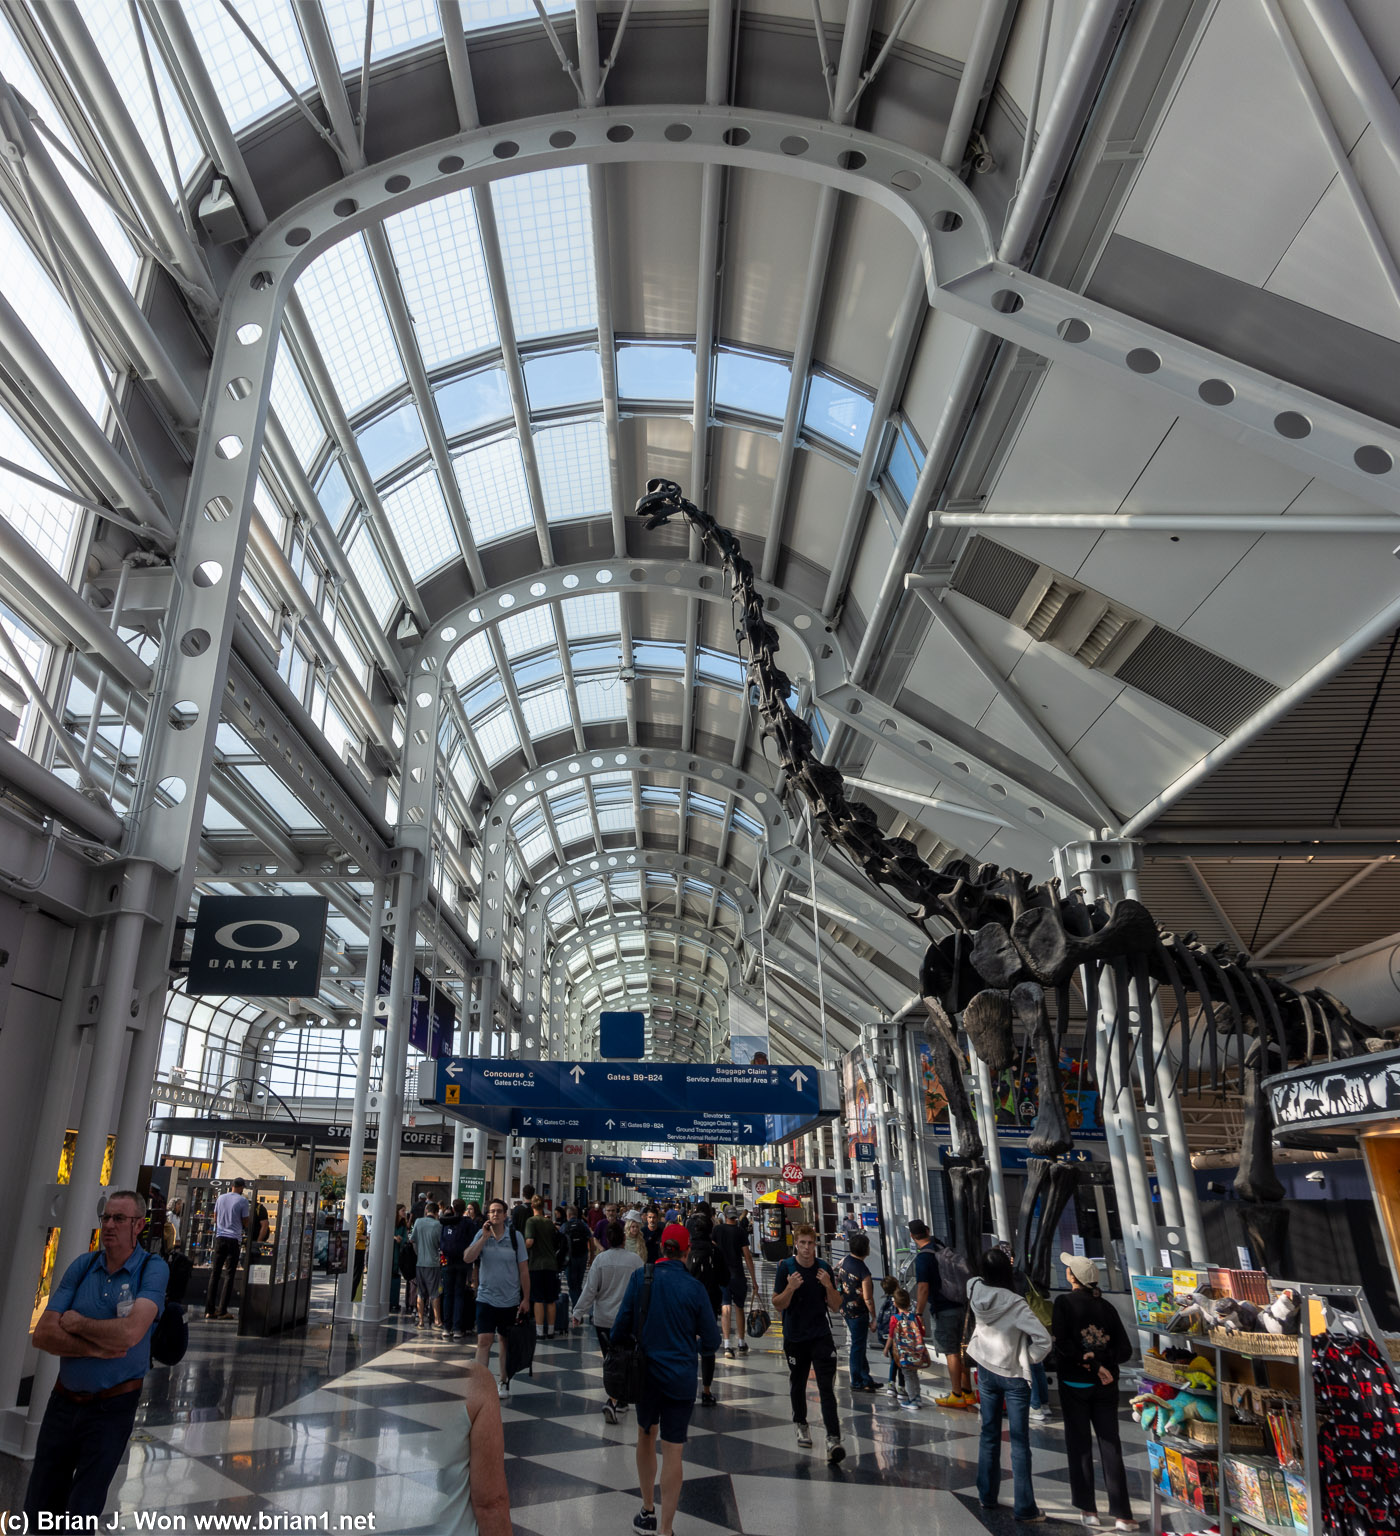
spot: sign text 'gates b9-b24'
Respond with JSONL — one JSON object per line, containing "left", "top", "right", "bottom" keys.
{"left": 418, "top": 1058, "right": 838, "bottom": 1146}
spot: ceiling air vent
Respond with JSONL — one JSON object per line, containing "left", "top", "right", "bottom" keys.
{"left": 1113, "top": 626, "right": 1279, "bottom": 735}
{"left": 1022, "top": 578, "right": 1081, "bottom": 641}
{"left": 949, "top": 536, "right": 1040, "bottom": 619}
{"left": 1075, "top": 604, "right": 1140, "bottom": 670}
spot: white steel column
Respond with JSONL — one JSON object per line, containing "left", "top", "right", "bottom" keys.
{"left": 0, "top": 919, "right": 98, "bottom": 1456}
{"left": 364, "top": 865, "right": 419, "bottom": 1316}
{"left": 338, "top": 878, "right": 387, "bottom": 1318}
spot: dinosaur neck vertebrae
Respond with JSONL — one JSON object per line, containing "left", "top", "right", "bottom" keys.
{"left": 638, "top": 478, "right": 1385, "bottom": 1271}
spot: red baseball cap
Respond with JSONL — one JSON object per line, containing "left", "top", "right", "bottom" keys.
{"left": 661, "top": 1222, "right": 690, "bottom": 1255}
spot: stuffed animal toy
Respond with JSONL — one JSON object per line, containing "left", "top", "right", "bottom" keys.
{"left": 1213, "top": 1296, "right": 1263, "bottom": 1333}
{"left": 1261, "top": 1289, "right": 1301, "bottom": 1336}
{"left": 1132, "top": 1387, "right": 1219, "bottom": 1436}
{"left": 1179, "top": 1362, "right": 1218, "bottom": 1392}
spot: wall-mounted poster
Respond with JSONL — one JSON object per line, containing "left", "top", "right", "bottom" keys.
{"left": 841, "top": 1051, "right": 876, "bottom": 1162}
{"left": 913, "top": 1034, "right": 1106, "bottom": 1142}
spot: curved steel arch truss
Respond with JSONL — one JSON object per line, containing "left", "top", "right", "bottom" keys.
{"left": 492, "top": 745, "right": 794, "bottom": 859}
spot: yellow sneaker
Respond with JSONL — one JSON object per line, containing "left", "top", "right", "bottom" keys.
{"left": 934, "top": 1391, "right": 966, "bottom": 1409}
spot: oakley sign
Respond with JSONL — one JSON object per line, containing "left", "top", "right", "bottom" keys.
{"left": 188, "top": 895, "right": 329, "bottom": 997}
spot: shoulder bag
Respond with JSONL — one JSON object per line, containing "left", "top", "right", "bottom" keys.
{"left": 603, "top": 1263, "right": 654, "bottom": 1406}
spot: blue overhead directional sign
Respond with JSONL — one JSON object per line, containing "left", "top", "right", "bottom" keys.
{"left": 506, "top": 1108, "right": 815, "bottom": 1145}
{"left": 433, "top": 1058, "right": 836, "bottom": 1116}
{"left": 589, "top": 1156, "right": 714, "bottom": 1179}
{"left": 420, "top": 1058, "right": 836, "bottom": 1146}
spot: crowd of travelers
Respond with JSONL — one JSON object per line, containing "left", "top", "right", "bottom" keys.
{"left": 21, "top": 1182, "right": 1140, "bottom": 1536}
{"left": 385, "top": 1191, "right": 1141, "bottom": 1536}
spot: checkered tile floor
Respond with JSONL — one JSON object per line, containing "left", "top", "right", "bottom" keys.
{"left": 32, "top": 1300, "right": 1157, "bottom": 1534}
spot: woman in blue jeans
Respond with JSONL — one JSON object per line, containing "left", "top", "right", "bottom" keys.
{"left": 965, "top": 1248, "right": 1052, "bottom": 1521}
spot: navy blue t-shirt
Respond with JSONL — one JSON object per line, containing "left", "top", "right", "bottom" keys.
{"left": 915, "top": 1245, "right": 957, "bottom": 1312}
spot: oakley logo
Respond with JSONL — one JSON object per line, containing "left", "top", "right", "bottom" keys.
{"left": 213, "top": 920, "right": 302, "bottom": 953}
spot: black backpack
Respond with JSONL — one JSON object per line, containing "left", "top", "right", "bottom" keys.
{"left": 89, "top": 1251, "right": 187, "bottom": 1367}
{"left": 566, "top": 1218, "right": 592, "bottom": 1259}
{"left": 603, "top": 1264, "right": 655, "bottom": 1405}
{"left": 441, "top": 1216, "right": 473, "bottom": 1263}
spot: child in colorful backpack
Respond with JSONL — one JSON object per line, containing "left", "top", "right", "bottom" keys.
{"left": 875, "top": 1275, "right": 901, "bottom": 1397}
{"left": 883, "top": 1287, "right": 932, "bottom": 1410}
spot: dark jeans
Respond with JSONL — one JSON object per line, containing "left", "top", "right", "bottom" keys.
{"left": 24, "top": 1386, "right": 142, "bottom": 1518}
{"left": 847, "top": 1312, "right": 875, "bottom": 1388}
{"left": 977, "top": 1365, "right": 1036, "bottom": 1518}
{"left": 443, "top": 1264, "right": 476, "bottom": 1334}
{"left": 784, "top": 1333, "right": 840, "bottom": 1436}
{"left": 351, "top": 1248, "right": 366, "bottom": 1300}
{"left": 1062, "top": 1382, "right": 1132, "bottom": 1518}
{"left": 568, "top": 1255, "right": 587, "bottom": 1300}
{"left": 206, "top": 1235, "right": 242, "bottom": 1315}
{"left": 1030, "top": 1359, "right": 1049, "bottom": 1409}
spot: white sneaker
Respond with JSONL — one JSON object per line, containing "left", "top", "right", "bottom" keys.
{"left": 1081, "top": 1517, "right": 1102, "bottom": 1529}
{"left": 883, "top": 1382, "right": 899, "bottom": 1398}
{"left": 498, "top": 1378, "right": 510, "bottom": 1398}
{"left": 795, "top": 1423, "right": 812, "bottom": 1448}
{"left": 1114, "top": 1521, "right": 1140, "bottom": 1532}
{"left": 826, "top": 1435, "right": 846, "bottom": 1465}
{"left": 902, "top": 1397, "right": 923, "bottom": 1412}
{"left": 1029, "top": 1406, "right": 1052, "bottom": 1424}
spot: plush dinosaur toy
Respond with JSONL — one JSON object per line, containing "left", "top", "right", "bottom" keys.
{"left": 1132, "top": 1388, "right": 1219, "bottom": 1436}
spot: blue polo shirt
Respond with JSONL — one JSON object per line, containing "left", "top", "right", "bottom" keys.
{"left": 49, "top": 1247, "right": 168, "bottom": 1392}
{"left": 610, "top": 1259, "right": 721, "bottom": 1400}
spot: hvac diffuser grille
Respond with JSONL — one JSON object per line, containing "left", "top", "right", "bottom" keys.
{"left": 948, "top": 537, "right": 1040, "bottom": 618}
{"left": 1114, "top": 626, "right": 1279, "bottom": 735}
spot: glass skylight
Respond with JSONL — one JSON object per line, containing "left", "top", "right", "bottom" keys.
{"left": 523, "top": 349, "right": 602, "bottom": 412}
{"left": 0, "top": 409, "right": 76, "bottom": 574}
{"left": 804, "top": 372, "right": 875, "bottom": 452}
{"left": 617, "top": 342, "right": 695, "bottom": 402}
{"left": 554, "top": 811, "right": 594, "bottom": 846}
{"left": 380, "top": 466, "right": 460, "bottom": 579}
{"left": 235, "top": 765, "right": 325, "bottom": 832}
{"left": 436, "top": 367, "right": 512, "bottom": 439}
{"left": 474, "top": 705, "right": 520, "bottom": 764}
{"left": 448, "top": 630, "right": 496, "bottom": 689}
{"left": 561, "top": 592, "right": 620, "bottom": 639}
{"left": 597, "top": 805, "right": 634, "bottom": 834}
{"left": 886, "top": 418, "right": 926, "bottom": 508}
{"left": 520, "top": 683, "right": 572, "bottom": 738}
{"left": 316, "top": 459, "right": 354, "bottom": 527}
{"left": 345, "top": 523, "right": 398, "bottom": 624}
{"left": 520, "top": 828, "right": 553, "bottom": 867}
{"left": 536, "top": 419, "right": 610, "bottom": 522}
{"left": 385, "top": 191, "right": 499, "bottom": 370}
{"left": 0, "top": 207, "right": 108, "bottom": 422}
{"left": 453, "top": 433, "right": 534, "bottom": 544}
{"left": 356, "top": 400, "right": 427, "bottom": 479}
{"left": 295, "top": 234, "right": 405, "bottom": 417}
{"left": 714, "top": 347, "right": 792, "bottom": 419}
{"left": 576, "top": 679, "right": 626, "bottom": 722}
{"left": 269, "top": 343, "right": 325, "bottom": 467}
{"left": 498, "top": 605, "right": 556, "bottom": 658}
{"left": 492, "top": 167, "right": 596, "bottom": 341}
{"left": 0, "top": 19, "right": 142, "bottom": 279}
{"left": 323, "top": 0, "right": 443, "bottom": 70}
{"left": 182, "top": 0, "right": 313, "bottom": 133}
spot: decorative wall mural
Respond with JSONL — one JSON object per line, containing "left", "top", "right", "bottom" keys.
{"left": 639, "top": 480, "right": 1388, "bottom": 1284}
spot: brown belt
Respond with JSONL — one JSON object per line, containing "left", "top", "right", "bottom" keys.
{"left": 53, "top": 1377, "right": 142, "bottom": 1404}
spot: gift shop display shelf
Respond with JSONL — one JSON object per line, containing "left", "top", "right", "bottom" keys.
{"left": 1142, "top": 1279, "right": 1392, "bottom": 1536}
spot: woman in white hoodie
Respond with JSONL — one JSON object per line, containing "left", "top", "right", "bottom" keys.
{"left": 965, "top": 1248, "right": 1053, "bottom": 1522}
